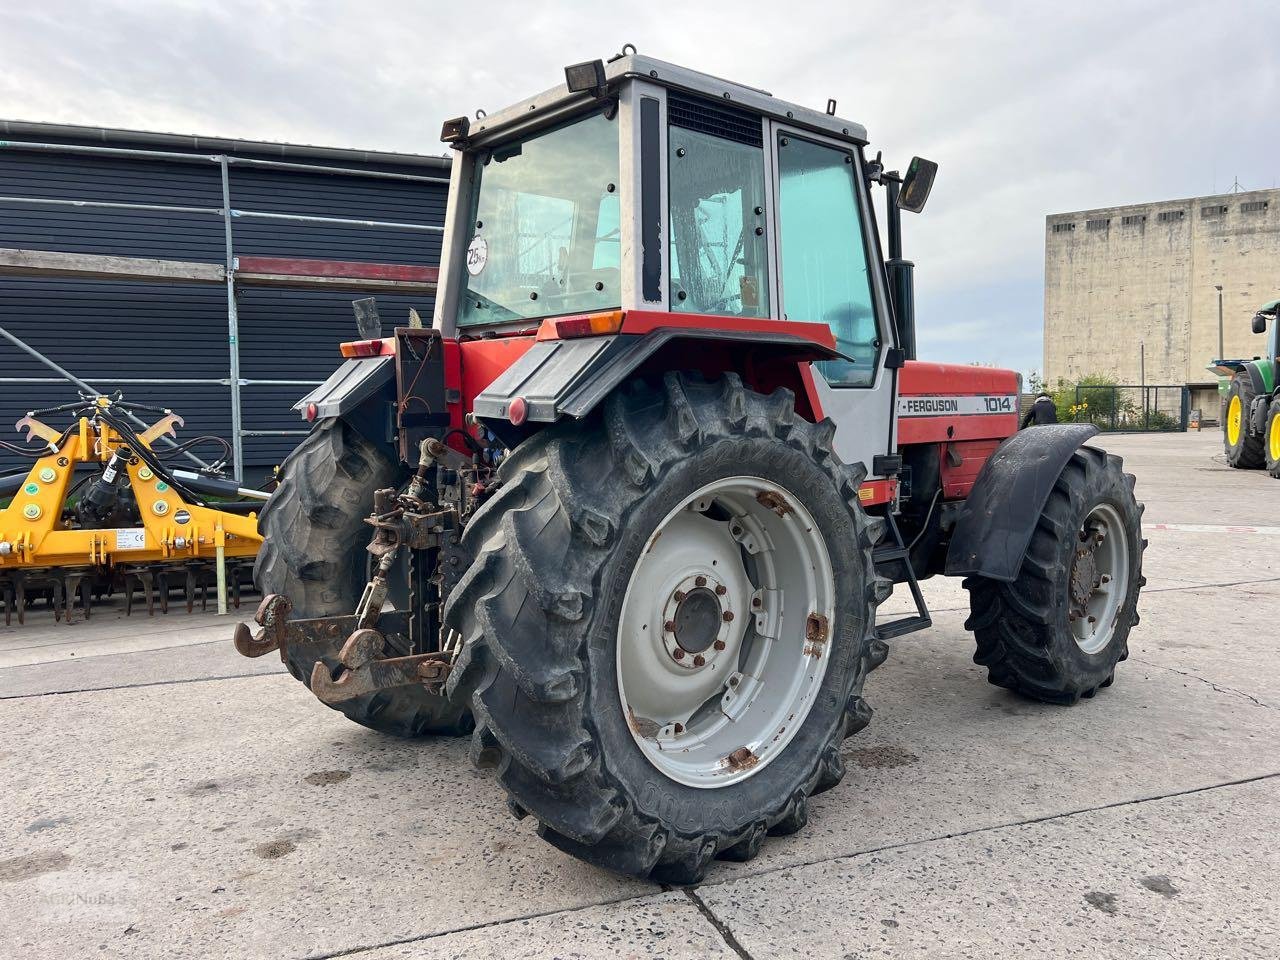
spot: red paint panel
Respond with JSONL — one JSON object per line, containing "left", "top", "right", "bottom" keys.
{"left": 458, "top": 336, "right": 537, "bottom": 407}
{"left": 940, "top": 439, "right": 1001, "bottom": 499}
{"left": 796, "top": 363, "right": 824, "bottom": 420}
{"left": 857, "top": 478, "right": 897, "bottom": 506}
{"left": 236, "top": 256, "right": 439, "bottom": 284}
{"left": 897, "top": 412, "right": 1018, "bottom": 445}
{"left": 899, "top": 360, "right": 1017, "bottom": 396}
{"left": 897, "top": 359, "right": 1019, "bottom": 446}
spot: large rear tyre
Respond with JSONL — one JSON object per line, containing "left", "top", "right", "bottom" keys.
{"left": 965, "top": 445, "right": 1145, "bottom": 704}
{"left": 255, "top": 418, "right": 472, "bottom": 737}
{"left": 1264, "top": 398, "right": 1280, "bottom": 478}
{"left": 1224, "top": 375, "right": 1265, "bottom": 469}
{"left": 443, "top": 374, "right": 890, "bottom": 882}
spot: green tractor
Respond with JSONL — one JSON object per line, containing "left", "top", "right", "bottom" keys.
{"left": 1215, "top": 299, "right": 1280, "bottom": 474}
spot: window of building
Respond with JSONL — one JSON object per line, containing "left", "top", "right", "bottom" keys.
{"left": 1157, "top": 210, "right": 1186, "bottom": 222}
{"left": 1052, "top": 222, "right": 1076, "bottom": 233}
{"left": 1121, "top": 214, "right": 1147, "bottom": 226}
{"left": 776, "top": 135, "right": 879, "bottom": 387}
{"left": 1241, "top": 200, "right": 1270, "bottom": 214}
{"left": 668, "top": 100, "right": 769, "bottom": 318}
{"left": 1086, "top": 218, "right": 1110, "bottom": 231}
{"left": 1201, "top": 204, "right": 1229, "bottom": 217}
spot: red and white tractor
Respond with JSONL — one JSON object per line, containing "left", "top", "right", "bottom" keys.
{"left": 233, "top": 51, "right": 1145, "bottom": 882}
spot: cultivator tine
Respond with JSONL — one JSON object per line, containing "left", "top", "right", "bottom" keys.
{"left": 14, "top": 571, "right": 26, "bottom": 626}
{"left": 123, "top": 568, "right": 158, "bottom": 617}
{"left": 64, "top": 572, "right": 84, "bottom": 625}
{"left": 184, "top": 566, "right": 197, "bottom": 614}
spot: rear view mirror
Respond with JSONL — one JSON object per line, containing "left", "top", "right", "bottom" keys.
{"left": 897, "top": 157, "right": 938, "bottom": 213}
{"left": 1252, "top": 314, "right": 1268, "bottom": 335}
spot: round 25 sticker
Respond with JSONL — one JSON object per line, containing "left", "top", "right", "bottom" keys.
{"left": 465, "top": 236, "right": 488, "bottom": 276}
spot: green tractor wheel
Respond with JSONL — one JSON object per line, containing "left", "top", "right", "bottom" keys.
{"left": 1224, "top": 375, "right": 1265, "bottom": 469}
{"left": 1265, "top": 397, "right": 1280, "bottom": 478}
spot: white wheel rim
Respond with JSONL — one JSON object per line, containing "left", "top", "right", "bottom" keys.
{"left": 616, "top": 476, "right": 835, "bottom": 789}
{"left": 1068, "top": 502, "right": 1130, "bottom": 655}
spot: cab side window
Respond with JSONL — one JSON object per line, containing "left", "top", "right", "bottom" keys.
{"left": 776, "top": 136, "right": 879, "bottom": 386}
{"left": 667, "top": 98, "right": 769, "bottom": 318}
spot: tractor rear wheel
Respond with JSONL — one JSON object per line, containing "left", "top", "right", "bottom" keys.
{"left": 965, "top": 445, "right": 1145, "bottom": 704}
{"left": 255, "top": 418, "right": 472, "bottom": 737}
{"left": 1225, "top": 375, "right": 1265, "bottom": 469}
{"left": 443, "top": 373, "right": 889, "bottom": 882}
{"left": 1264, "top": 398, "right": 1280, "bottom": 478}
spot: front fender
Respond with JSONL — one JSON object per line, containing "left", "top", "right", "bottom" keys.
{"left": 944, "top": 423, "right": 1099, "bottom": 582}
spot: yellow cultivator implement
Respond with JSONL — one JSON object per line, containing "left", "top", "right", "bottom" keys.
{"left": 0, "top": 394, "right": 266, "bottom": 624}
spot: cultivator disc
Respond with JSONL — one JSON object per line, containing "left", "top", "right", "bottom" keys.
{"left": 0, "top": 559, "right": 256, "bottom": 625}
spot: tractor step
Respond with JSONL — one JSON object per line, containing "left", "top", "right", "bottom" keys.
{"left": 872, "top": 514, "right": 933, "bottom": 640}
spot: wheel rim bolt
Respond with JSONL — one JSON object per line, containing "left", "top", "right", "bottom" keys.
{"left": 729, "top": 676, "right": 739, "bottom": 687}
{"left": 672, "top": 649, "right": 685, "bottom": 660}
{"left": 664, "top": 620, "right": 676, "bottom": 632}
{"left": 715, "top": 584, "right": 727, "bottom": 596}
{"left": 695, "top": 576, "right": 707, "bottom": 587}
{"left": 1101, "top": 575, "right": 1111, "bottom": 584}
{"left": 713, "top": 640, "right": 726, "bottom": 651}
{"left": 674, "top": 591, "right": 685, "bottom": 602}
{"left": 752, "top": 597, "right": 761, "bottom": 608}
{"left": 693, "top": 655, "right": 706, "bottom": 667}
{"left": 722, "top": 611, "right": 734, "bottom": 622}
{"left": 1088, "top": 615, "right": 1096, "bottom": 624}
{"left": 674, "top": 723, "right": 684, "bottom": 734}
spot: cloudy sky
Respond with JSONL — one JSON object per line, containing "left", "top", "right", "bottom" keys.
{"left": 3, "top": 0, "right": 1278, "bottom": 376}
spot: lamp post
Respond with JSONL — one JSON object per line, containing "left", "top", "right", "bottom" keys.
{"left": 1216, "top": 284, "right": 1224, "bottom": 360}
{"left": 1140, "top": 340, "right": 1147, "bottom": 428}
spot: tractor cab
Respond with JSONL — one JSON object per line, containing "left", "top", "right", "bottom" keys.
{"left": 431, "top": 52, "right": 935, "bottom": 471}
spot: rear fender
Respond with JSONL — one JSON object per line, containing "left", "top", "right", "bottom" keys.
{"left": 471, "top": 329, "right": 841, "bottom": 445}
{"left": 292, "top": 356, "right": 398, "bottom": 460}
{"left": 944, "top": 423, "right": 1099, "bottom": 582}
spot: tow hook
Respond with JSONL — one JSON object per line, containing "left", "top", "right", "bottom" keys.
{"left": 232, "top": 593, "right": 294, "bottom": 659}
{"left": 231, "top": 593, "right": 452, "bottom": 703}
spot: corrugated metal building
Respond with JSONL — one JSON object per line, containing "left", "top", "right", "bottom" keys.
{"left": 0, "top": 120, "right": 451, "bottom": 480}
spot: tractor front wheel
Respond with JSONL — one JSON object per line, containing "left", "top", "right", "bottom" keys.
{"left": 1224, "top": 375, "right": 1265, "bottom": 469}
{"left": 965, "top": 445, "right": 1145, "bottom": 704}
{"left": 443, "top": 373, "right": 890, "bottom": 882}
{"left": 1264, "top": 397, "right": 1280, "bottom": 478}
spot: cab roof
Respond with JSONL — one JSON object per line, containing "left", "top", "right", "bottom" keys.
{"left": 462, "top": 54, "right": 869, "bottom": 148}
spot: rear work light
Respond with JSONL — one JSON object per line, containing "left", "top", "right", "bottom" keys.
{"left": 339, "top": 338, "right": 394, "bottom": 358}
{"left": 552, "top": 310, "right": 626, "bottom": 339}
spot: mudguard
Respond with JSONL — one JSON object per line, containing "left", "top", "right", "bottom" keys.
{"left": 944, "top": 423, "right": 1099, "bottom": 582}
{"left": 472, "top": 328, "right": 843, "bottom": 427}
{"left": 294, "top": 356, "right": 395, "bottom": 420}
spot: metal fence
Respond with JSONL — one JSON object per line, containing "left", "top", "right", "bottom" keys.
{"left": 1071, "top": 385, "right": 1189, "bottom": 432}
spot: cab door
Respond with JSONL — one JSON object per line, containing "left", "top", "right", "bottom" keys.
{"left": 768, "top": 124, "right": 898, "bottom": 475}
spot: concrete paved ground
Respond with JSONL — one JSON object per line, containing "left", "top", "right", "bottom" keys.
{"left": 2, "top": 429, "right": 1277, "bottom": 959}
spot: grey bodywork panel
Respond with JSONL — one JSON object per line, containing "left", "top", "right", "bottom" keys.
{"left": 293, "top": 356, "right": 394, "bottom": 420}
{"left": 945, "top": 424, "right": 1100, "bottom": 582}
{"left": 472, "top": 330, "right": 845, "bottom": 425}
